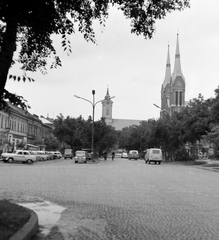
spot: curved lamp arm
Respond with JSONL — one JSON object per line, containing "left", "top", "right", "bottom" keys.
{"left": 74, "top": 95, "right": 93, "bottom": 106}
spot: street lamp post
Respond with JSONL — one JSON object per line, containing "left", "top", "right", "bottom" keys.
{"left": 74, "top": 91, "right": 115, "bottom": 161}
{"left": 91, "top": 90, "right": 95, "bottom": 159}
{"left": 153, "top": 103, "right": 170, "bottom": 117}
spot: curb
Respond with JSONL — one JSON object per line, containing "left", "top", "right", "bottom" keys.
{"left": 9, "top": 209, "right": 38, "bottom": 240}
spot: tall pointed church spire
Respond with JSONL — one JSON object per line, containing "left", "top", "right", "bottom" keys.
{"left": 173, "top": 33, "right": 182, "bottom": 79}
{"left": 105, "top": 86, "right": 110, "bottom": 99}
{"left": 106, "top": 86, "right": 109, "bottom": 96}
{"left": 163, "top": 44, "right": 171, "bottom": 88}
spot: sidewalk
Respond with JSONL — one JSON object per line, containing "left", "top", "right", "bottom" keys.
{"left": 166, "top": 159, "right": 219, "bottom": 172}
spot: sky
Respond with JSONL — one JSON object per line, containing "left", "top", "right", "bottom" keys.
{"left": 5, "top": 0, "right": 219, "bottom": 121}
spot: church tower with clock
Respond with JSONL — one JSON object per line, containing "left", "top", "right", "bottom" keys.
{"left": 102, "top": 87, "right": 113, "bottom": 124}
{"left": 161, "top": 34, "right": 186, "bottom": 117}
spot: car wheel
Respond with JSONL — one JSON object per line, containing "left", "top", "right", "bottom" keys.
{"left": 27, "top": 159, "right": 33, "bottom": 164}
{"left": 75, "top": 161, "right": 78, "bottom": 164}
{"left": 159, "top": 162, "right": 161, "bottom": 165}
{"left": 22, "top": 161, "right": 26, "bottom": 164}
{"left": 85, "top": 161, "right": 87, "bottom": 164}
{"left": 8, "top": 158, "right": 14, "bottom": 163}
{"left": 149, "top": 161, "right": 151, "bottom": 164}
{"left": 145, "top": 161, "right": 147, "bottom": 164}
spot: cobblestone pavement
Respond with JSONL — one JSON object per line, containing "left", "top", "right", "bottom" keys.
{"left": 1, "top": 158, "right": 219, "bottom": 239}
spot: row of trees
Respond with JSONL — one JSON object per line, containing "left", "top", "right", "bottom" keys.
{"left": 46, "top": 86, "right": 219, "bottom": 161}
{"left": 53, "top": 114, "right": 117, "bottom": 155}
{"left": 117, "top": 87, "right": 219, "bottom": 160}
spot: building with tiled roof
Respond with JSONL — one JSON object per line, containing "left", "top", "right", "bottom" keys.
{"left": 0, "top": 102, "right": 53, "bottom": 153}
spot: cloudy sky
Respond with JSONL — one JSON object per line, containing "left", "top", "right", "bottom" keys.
{"left": 6, "top": 0, "right": 219, "bottom": 121}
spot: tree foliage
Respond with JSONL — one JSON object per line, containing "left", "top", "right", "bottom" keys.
{"left": 44, "top": 134, "right": 60, "bottom": 151}
{"left": 117, "top": 91, "right": 217, "bottom": 160}
{"left": 0, "top": 0, "right": 190, "bottom": 108}
{"left": 210, "top": 86, "right": 219, "bottom": 123}
{"left": 53, "top": 114, "right": 117, "bottom": 154}
{"left": 179, "top": 94, "right": 212, "bottom": 144}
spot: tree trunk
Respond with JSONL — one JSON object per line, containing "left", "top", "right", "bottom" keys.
{"left": 0, "top": 18, "right": 17, "bottom": 99}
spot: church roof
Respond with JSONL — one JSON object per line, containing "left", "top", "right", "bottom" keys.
{"left": 162, "top": 44, "right": 172, "bottom": 89}
{"left": 108, "top": 118, "right": 143, "bottom": 131}
{"left": 172, "top": 34, "right": 185, "bottom": 82}
{"left": 105, "top": 87, "right": 110, "bottom": 99}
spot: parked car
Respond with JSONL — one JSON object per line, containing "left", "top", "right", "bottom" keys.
{"left": 54, "top": 151, "right": 62, "bottom": 159}
{"left": 30, "top": 151, "right": 44, "bottom": 161}
{"left": 2, "top": 150, "right": 36, "bottom": 164}
{"left": 64, "top": 149, "right": 73, "bottom": 159}
{"left": 50, "top": 151, "right": 58, "bottom": 159}
{"left": 128, "top": 150, "right": 139, "bottom": 160}
{"left": 121, "top": 152, "right": 128, "bottom": 158}
{"left": 145, "top": 148, "right": 162, "bottom": 164}
{"left": 82, "top": 149, "right": 92, "bottom": 160}
{"left": 45, "top": 151, "right": 54, "bottom": 160}
{"left": 36, "top": 151, "right": 49, "bottom": 161}
{"left": 74, "top": 150, "right": 87, "bottom": 164}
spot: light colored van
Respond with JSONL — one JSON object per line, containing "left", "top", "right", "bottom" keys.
{"left": 64, "top": 149, "right": 73, "bottom": 159}
{"left": 145, "top": 148, "right": 162, "bottom": 164}
{"left": 128, "top": 150, "right": 139, "bottom": 160}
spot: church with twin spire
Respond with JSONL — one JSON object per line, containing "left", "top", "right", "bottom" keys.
{"left": 161, "top": 34, "right": 186, "bottom": 117}
{"left": 102, "top": 34, "right": 186, "bottom": 130}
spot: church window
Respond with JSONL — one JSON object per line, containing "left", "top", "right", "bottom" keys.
{"left": 175, "top": 91, "right": 178, "bottom": 106}
{"left": 106, "top": 108, "right": 109, "bottom": 116}
{"left": 179, "top": 91, "right": 182, "bottom": 106}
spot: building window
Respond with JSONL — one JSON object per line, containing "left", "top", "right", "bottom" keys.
{"left": 5, "top": 116, "right": 8, "bottom": 128}
{"left": 1, "top": 116, "right": 3, "bottom": 128}
{"left": 175, "top": 91, "right": 178, "bottom": 106}
{"left": 106, "top": 108, "right": 109, "bottom": 116}
{"left": 179, "top": 91, "right": 182, "bottom": 106}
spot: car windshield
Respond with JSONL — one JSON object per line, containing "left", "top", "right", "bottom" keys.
{"left": 130, "top": 151, "right": 138, "bottom": 154}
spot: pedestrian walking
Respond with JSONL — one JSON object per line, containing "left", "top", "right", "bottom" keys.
{"left": 112, "top": 151, "right": 115, "bottom": 161}
{"left": 103, "top": 152, "right": 107, "bottom": 161}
